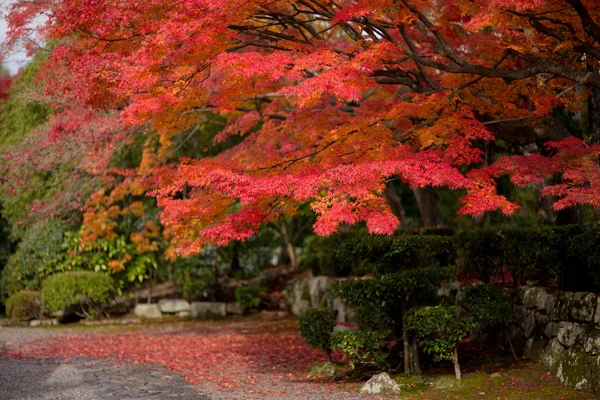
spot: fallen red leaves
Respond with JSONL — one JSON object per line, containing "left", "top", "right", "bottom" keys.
{"left": 3, "top": 320, "right": 360, "bottom": 398}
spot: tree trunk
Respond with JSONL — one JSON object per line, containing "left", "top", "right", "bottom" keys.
{"left": 556, "top": 205, "right": 582, "bottom": 225}
{"left": 401, "top": 295, "right": 419, "bottom": 374}
{"left": 384, "top": 181, "right": 407, "bottom": 225}
{"left": 533, "top": 179, "right": 555, "bottom": 224}
{"left": 410, "top": 339, "right": 420, "bottom": 373}
{"left": 272, "top": 221, "right": 300, "bottom": 269}
{"left": 452, "top": 346, "right": 462, "bottom": 381}
{"left": 147, "top": 266, "right": 153, "bottom": 304}
{"left": 413, "top": 187, "right": 442, "bottom": 228}
{"left": 230, "top": 241, "right": 241, "bottom": 274}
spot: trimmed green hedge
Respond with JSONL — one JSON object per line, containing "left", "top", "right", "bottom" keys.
{"left": 6, "top": 290, "right": 42, "bottom": 321}
{"left": 304, "top": 231, "right": 454, "bottom": 277}
{"left": 458, "top": 224, "right": 600, "bottom": 291}
{"left": 304, "top": 224, "right": 600, "bottom": 292}
{"left": 42, "top": 271, "right": 115, "bottom": 313}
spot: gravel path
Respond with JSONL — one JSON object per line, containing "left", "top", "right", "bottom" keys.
{"left": 0, "top": 324, "right": 366, "bottom": 400}
{"left": 0, "top": 327, "right": 208, "bottom": 400}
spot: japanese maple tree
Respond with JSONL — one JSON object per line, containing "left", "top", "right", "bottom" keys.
{"left": 4, "top": 0, "right": 600, "bottom": 253}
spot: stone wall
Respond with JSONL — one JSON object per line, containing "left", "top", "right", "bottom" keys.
{"left": 133, "top": 300, "right": 243, "bottom": 319}
{"left": 284, "top": 278, "right": 600, "bottom": 395}
{"left": 283, "top": 276, "right": 355, "bottom": 325}
{"left": 511, "top": 286, "right": 600, "bottom": 395}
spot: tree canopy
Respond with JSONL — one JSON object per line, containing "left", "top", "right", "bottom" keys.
{"left": 4, "top": 0, "right": 600, "bottom": 254}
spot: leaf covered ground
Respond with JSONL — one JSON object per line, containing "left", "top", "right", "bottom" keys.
{"left": 1, "top": 315, "right": 595, "bottom": 399}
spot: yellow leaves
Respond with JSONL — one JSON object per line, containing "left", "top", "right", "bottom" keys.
{"left": 108, "top": 254, "right": 131, "bottom": 273}
{"left": 139, "top": 147, "right": 158, "bottom": 174}
{"left": 123, "top": 201, "right": 146, "bottom": 217}
{"left": 130, "top": 221, "right": 161, "bottom": 253}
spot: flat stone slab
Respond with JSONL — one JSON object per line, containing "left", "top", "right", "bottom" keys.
{"left": 134, "top": 304, "right": 163, "bottom": 319}
{"left": 159, "top": 299, "right": 191, "bottom": 314}
{"left": 191, "top": 302, "right": 226, "bottom": 318}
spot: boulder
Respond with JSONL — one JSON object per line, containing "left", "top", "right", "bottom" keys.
{"left": 331, "top": 298, "right": 355, "bottom": 324}
{"left": 360, "top": 372, "right": 402, "bottom": 395}
{"left": 570, "top": 293, "right": 597, "bottom": 322}
{"left": 177, "top": 311, "right": 191, "bottom": 318}
{"left": 158, "top": 299, "right": 191, "bottom": 314}
{"left": 523, "top": 336, "right": 548, "bottom": 361}
{"left": 30, "top": 319, "right": 57, "bottom": 327}
{"left": 556, "top": 292, "right": 574, "bottom": 321}
{"left": 134, "top": 304, "right": 162, "bottom": 319}
{"left": 583, "top": 328, "right": 600, "bottom": 355}
{"left": 226, "top": 302, "right": 243, "bottom": 315}
{"left": 544, "top": 322, "right": 559, "bottom": 339}
{"left": 191, "top": 302, "right": 226, "bottom": 318}
{"left": 523, "top": 287, "right": 548, "bottom": 311}
{"left": 490, "top": 372, "right": 502, "bottom": 379}
{"left": 545, "top": 294, "right": 557, "bottom": 320}
{"left": 524, "top": 311, "right": 536, "bottom": 338}
{"left": 557, "top": 322, "right": 585, "bottom": 347}
{"left": 309, "top": 276, "right": 332, "bottom": 308}
{"left": 514, "top": 306, "right": 528, "bottom": 330}
{"left": 595, "top": 301, "right": 600, "bottom": 324}
{"left": 535, "top": 311, "right": 549, "bottom": 328}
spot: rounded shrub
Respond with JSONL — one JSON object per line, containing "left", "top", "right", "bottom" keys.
{"left": 298, "top": 308, "right": 336, "bottom": 358}
{"left": 330, "top": 329, "right": 389, "bottom": 369}
{"left": 0, "top": 218, "right": 68, "bottom": 303}
{"left": 234, "top": 285, "right": 266, "bottom": 313}
{"left": 42, "top": 271, "right": 115, "bottom": 314}
{"left": 6, "top": 290, "right": 42, "bottom": 321}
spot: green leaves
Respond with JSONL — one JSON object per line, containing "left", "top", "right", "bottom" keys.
{"left": 41, "top": 271, "right": 115, "bottom": 313}
{"left": 0, "top": 218, "right": 69, "bottom": 302}
{"left": 457, "top": 284, "right": 513, "bottom": 328}
{"left": 405, "top": 305, "right": 473, "bottom": 362}
{"left": 298, "top": 308, "right": 336, "bottom": 354}
{"left": 234, "top": 285, "right": 266, "bottom": 313}
{"left": 330, "top": 330, "right": 389, "bottom": 369}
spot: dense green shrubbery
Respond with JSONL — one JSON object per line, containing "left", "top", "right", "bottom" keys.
{"left": 42, "top": 271, "right": 115, "bottom": 315}
{"left": 457, "top": 284, "right": 513, "bottom": 328}
{"left": 330, "top": 266, "right": 459, "bottom": 334}
{"left": 234, "top": 285, "right": 266, "bottom": 313}
{"left": 298, "top": 308, "right": 336, "bottom": 359}
{"left": 0, "top": 219, "right": 68, "bottom": 303}
{"left": 306, "top": 224, "right": 600, "bottom": 291}
{"left": 304, "top": 231, "right": 454, "bottom": 277}
{"left": 5, "top": 290, "right": 42, "bottom": 321}
{"left": 459, "top": 224, "right": 600, "bottom": 291}
{"left": 331, "top": 330, "right": 390, "bottom": 369}
{"left": 330, "top": 266, "right": 458, "bottom": 373}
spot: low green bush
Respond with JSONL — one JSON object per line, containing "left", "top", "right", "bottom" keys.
{"left": 331, "top": 330, "right": 389, "bottom": 369}
{"left": 405, "top": 305, "right": 473, "bottom": 380}
{"left": 42, "top": 271, "right": 115, "bottom": 314}
{"left": 298, "top": 308, "right": 336, "bottom": 359}
{"left": 234, "top": 285, "right": 266, "bottom": 313}
{"left": 6, "top": 290, "right": 42, "bottom": 321}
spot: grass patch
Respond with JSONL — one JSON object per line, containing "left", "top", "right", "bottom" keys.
{"left": 391, "top": 365, "right": 595, "bottom": 399}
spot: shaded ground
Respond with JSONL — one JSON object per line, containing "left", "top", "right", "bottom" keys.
{"left": 0, "top": 316, "right": 594, "bottom": 399}
{"left": 0, "top": 317, "right": 363, "bottom": 400}
{"left": 0, "top": 357, "right": 205, "bottom": 400}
